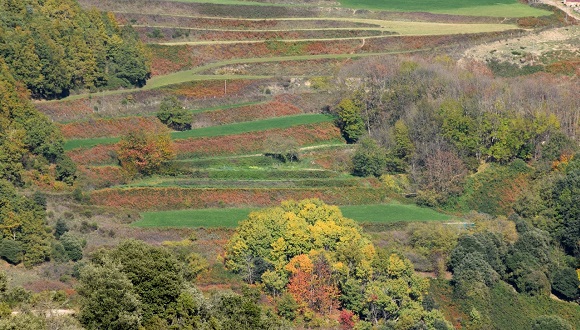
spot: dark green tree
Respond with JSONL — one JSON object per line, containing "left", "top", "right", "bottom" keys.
{"left": 78, "top": 262, "right": 143, "bottom": 330}
{"left": 531, "top": 315, "right": 573, "bottom": 330}
{"left": 336, "top": 98, "right": 365, "bottom": 143}
{"left": 60, "top": 232, "right": 83, "bottom": 262}
{"left": 352, "top": 137, "right": 387, "bottom": 177}
{"left": 156, "top": 96, "right": 192, "bottom": 131}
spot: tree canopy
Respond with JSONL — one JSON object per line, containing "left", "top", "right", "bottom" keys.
{"left": 0, "top": 0, "right": 150, "bottom": 99}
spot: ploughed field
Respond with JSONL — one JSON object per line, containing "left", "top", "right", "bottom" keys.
{"left": 37, "top": 0, "right": 550, "bottom": 227}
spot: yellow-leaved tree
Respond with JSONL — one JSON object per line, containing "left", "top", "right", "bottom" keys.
{"left": 224, "top": 199, "right": 452, "bottom": 328}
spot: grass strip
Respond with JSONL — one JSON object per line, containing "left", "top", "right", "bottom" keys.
{"left": 133, "top": 203, "right": 451, "bottom": 228}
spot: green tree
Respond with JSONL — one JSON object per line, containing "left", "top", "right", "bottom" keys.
{"left": 336, "top": 98, "right": 365, "bottom": 143}
{"left": 156, "top": 96, "right": 191, "bottom": 131}
{"left": 393, "top": 119, "right": 414, "bottom": 162}
{"left": 98, "top": 240, "right": 184, "bottom": 323}
{"left": 55, "top": 156, "right": 77, "bottom": 185}
{"left": 531, "top": 315, "right": 573, "bottom": 330}
{"left": 60, "top": 232, "right": 83, "bottom": 262}
{"left": 352, "top": 137, "right": 387, "bottom": 177}
{"left": 551, "top": 267, "right": 580, "bottom": 301}
{"left": 78, "top": 262, "right": 142, "bottom": 330}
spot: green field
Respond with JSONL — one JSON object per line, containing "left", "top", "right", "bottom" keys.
{"left": 64, "top": 114, "right": 335, "bottom": 150}
{"left": 337, "top": 0, "right": 549, "bottom": 17}
{"left": 168, "top": 0, "right": 550, "bottom": 17}
{"left": 133, "top": 203, "right": 452, "bottom": 228}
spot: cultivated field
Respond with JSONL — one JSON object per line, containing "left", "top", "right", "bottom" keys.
{"left": 40, "top": 0, "right": 557, "bottom": 228}
{"left": 133, "top": 203, "right": 452, "bottom": 228}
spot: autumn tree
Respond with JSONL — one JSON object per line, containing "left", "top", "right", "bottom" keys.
{"left": 225, "top": 199, "right": 451, "bottom": 327}
{"left": 116, "top": 131, "right": 174, "bottom": 177}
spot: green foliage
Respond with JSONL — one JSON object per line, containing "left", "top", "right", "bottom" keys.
{"left": 54, "top": 219, "right": 69, "bottom": 239}
{"left": 97, "top": 240, "right": 184, "bottom": 322}
{"left": 277, "top": 293, "right": 299, "bottom": 320}
{"left": 505, "top": 228, "right": 555, "bottom": 296}
{"left": 336, "top": 98, "right": 365, "bottom": 143}
{"left": 0, "top": 240, "right": 22, "bottom": 265}
{"left": 263, "top": 136, "right": 299, "bottom": 163}
{"left": 460, "top": 160, "right": 531, "bottom": 215}
{"left": 0, "top": 2, "right": 150, "bottom": 99}
{"left": 78, "top": 261, "right": 143, "bottom": 330}
{"left": 551, "top": 268, "right": 580, "bottom": 301}
{"left": 0, "top": 312, "right": 45, "bottom": 330}
{"left": 0, "top": 60, "right": 67, "bottom": 185}
{"left": 60, "top": 232, "right": 83, "bottom": 262}
{"left": 352, "top": 137, "right": 386, "bottom": 177}
{"left": 531, "top": 315, "right": 573, "bottom": 330}
{"left": 55, "top": 156, "right": 77, "bottom": 185}
{"left": 392, "top": 120, "right": 414, "bottom": 163}
{"left": 157, "top": 96, "right": 192, "bottom": 131}
{"left": 0, "top": 180, "right": 51, "bottom": 267}
{"left": 551, "top": 168, "right": 580, "bottom": 256}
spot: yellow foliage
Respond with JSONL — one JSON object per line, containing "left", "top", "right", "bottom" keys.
{"left": 285, "top": 254, "right": 313, "bottom": 274}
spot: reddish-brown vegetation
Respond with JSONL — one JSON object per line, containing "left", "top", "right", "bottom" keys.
{"left": 59, "top": 117, "right": 168, "bottom": 139}
{"left": 174, "top": 122, "right": 342, "bottom": 157}
{"left": 192, "top": 99, "right": 302, "bottom": 126}
{"left": 78, "top": 166, "right": 127, "bottom": 188}
{"left": 67, "top": 145, "right": 117, "bottom": 166}
{"left": 90, "top": 186, "right": 387, "bottom": 210}
{"left": 172, "top": 79, "right": 253, "bottom": 98}
{"left": 66, "top": 122, "right": 341, "bottom": 165}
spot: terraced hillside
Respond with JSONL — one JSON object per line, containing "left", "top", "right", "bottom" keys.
{"left": 36, "top": 0, "right": 554, "bottom": 228}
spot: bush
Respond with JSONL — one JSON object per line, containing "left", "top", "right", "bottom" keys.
{"left": 157, "top": 96, "right": 192, "bottom": 131}
{"left": 116, "top": 131, "right": 175, "bottom": 176}
{"left": 531, "top": 315, "right": 573, "bottom": 330}
{"left": 55, "top": 156, "right": 77, "bottom": 185}
{"left": 32, "top": 191, "right": 46, "bottom": 210}
{"left": 0, "top": 240, "right": 23, "bottom": 265}
{"left": 60, "top": 232, "right": 83, "bottom": 261}
{"left": 54, "top": 218, "right": 69, "bottom": 239}
{"left": 352, "top": 137, "right": 386, "bottom": 177}
{"left": 551, "top": 268, "right": 580, "bottom": 301}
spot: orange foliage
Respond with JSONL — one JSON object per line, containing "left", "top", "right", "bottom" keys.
{"left": 116, "top": 131, "right": 175, "bottom": 176}
{"left": 552, "top": 152, "right": 574, "bottom": 171}
{"left": 286, "top": 254, "right": 340, "bottom": 314}
{"left": 172, "top": 79, "right": 253, "bottom": 99}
